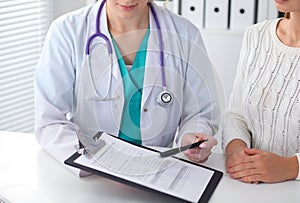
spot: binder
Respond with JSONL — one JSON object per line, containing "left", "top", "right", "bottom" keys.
{"left": 268, "top": 0, "right": 278, "bottom": 19}
{"left": 172, "top": 0, "right": 180, "bottom": 14}
{"left": 181, "top": 0, "right": 205, "bottom": 29}
{"left": 230, "top": 0, "right": 256, "bottom": 30}
{"left": 86, "top": 0, "right": 97, "bottom": 5}
{"left": 65, "top": 132, "right": 223, "bottom": 203}
{"left": 154, "top": 0, "right": 174, "bottom": 11}
{"left": 257, "top": 0, "right": 279, "bottom": 22}
{"left": 257, "top": 0, "right": 269, "bottom": 22}
{"left": 205, "top": 0, "right": 230, "bottom": 29}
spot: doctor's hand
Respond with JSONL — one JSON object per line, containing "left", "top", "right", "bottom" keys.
{"left": 181, "top": 133, "right": 217, "bottom": 163}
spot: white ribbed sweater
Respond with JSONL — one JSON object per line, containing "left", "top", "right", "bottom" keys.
{"left": 222, "top": 19, "right": 300, "bottom": 157}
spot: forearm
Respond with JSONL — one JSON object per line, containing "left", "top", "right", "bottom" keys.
{"left": 35, "top": 122, "right": 81, "bottom": 175}
{"left": 35, "top": 83, "right": 79, "bottom": 175}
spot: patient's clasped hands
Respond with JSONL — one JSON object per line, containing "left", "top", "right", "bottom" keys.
{"left": 226, "top": 146, "right": 299, "bottom": 184}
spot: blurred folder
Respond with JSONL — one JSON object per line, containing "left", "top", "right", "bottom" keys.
{"left": 181, "top": 0, "right": 205, "bottom": 29}
{"left": 230, "top": 0, "right": 256, "bottom": 30}
{"left": 205, "top": 0, "right": 229, "bottom": 29}
{"left": 257, "top": 0, "right": 268, "bottom": 22}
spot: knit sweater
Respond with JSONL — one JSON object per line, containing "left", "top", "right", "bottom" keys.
{"left": 222, "top": 19, "right": 300, "bottom": 158}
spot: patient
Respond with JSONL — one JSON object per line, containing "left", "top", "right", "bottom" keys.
{"left": 222, "top": 0, "right": 300, "bottom": 183}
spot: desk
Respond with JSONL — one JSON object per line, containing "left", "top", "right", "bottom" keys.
{"left": 0, "top": 131, "right": 300, "bottom": 203}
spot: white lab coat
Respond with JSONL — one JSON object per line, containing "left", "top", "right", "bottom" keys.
{"left": 35, "top": 1, "right": 220, "bottom": 176}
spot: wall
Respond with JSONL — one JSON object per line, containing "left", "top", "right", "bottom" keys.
{"left": 201, "top": 31, "right": 243, "bottom": 107}
{"left": 53, "top": 0, "right": 87, "bottom": 18}
{"left": 155, "top": 0, "right": 278, "bottom": 107}
{"left": 177, "top": 0, "right": 279, "bottom": 152}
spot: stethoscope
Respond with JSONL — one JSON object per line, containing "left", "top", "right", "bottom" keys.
{"left": 85, "top": 0, "right": 173, "bottom": 106}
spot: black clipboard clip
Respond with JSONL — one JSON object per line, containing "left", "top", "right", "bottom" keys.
{"left": 74, "top": 129, "right": 106, "bottom": 158}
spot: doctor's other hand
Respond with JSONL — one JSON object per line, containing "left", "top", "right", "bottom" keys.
{"left": 181, "top": 133, "right": 217, "bottom": 163}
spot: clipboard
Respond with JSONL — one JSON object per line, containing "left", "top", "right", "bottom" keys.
{"left": 65, "top": 133, "right": 223, "bottom": 203}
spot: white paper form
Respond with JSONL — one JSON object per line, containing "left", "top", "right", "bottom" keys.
{"left": 75, "top": 133, "right": 214, "bottom": 202}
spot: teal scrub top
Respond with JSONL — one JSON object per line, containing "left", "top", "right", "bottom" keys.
{"left": 111, "top": 29, "right": 150, "bottom": 145}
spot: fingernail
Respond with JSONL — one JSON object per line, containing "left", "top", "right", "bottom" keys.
{"left": 200, "top": 143, "right": 207, "bottom": 148}
{"left": 184, "top": 150, "right": 190, "bottom": 155}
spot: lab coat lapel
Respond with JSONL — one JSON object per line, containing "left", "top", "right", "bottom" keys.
{"left": 142, "top": 4, "right": 170, "bottom": 107}
{"left": 142, "top": 31, "right": 160, "bottom": 107}
{"left": 96, "top": 2, "right": 122, "bottom": 82}
{"left": 88, "top": 1, "right": 124, "bottom": 109}
{"left": 87, "top": 1, "right": 122, "bottom": 85}
{"left": 97, "top": 1, "right": 123, "bottom": 114}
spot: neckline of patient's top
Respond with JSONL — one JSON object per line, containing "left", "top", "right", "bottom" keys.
{"left": 271, "top": 18, "right": 300, "bottom": 54}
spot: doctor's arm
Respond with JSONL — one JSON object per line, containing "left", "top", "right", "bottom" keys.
{"left": 177, "top": 32, "right": 220, "bottom": 162}
{"left": 35, "top": 21, "right": 83, "bottom": 176}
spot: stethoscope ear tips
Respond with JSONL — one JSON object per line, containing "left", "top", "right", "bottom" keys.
{"left": 157, "top": 90, "right": 173, "bottom": 106}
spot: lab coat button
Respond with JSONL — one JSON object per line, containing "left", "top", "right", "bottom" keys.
{"left": 143, "top": 108, "right": 148, "bottom": 112}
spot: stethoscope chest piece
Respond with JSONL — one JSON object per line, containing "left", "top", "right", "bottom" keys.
{"left": 157, "top": 89, "right": 173, "bottom": 106}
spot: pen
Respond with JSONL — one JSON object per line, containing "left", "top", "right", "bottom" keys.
{"left": 159, "top": 139, "right": 209, "bottom": 158}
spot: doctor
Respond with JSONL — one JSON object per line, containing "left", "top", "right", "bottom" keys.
{"left": 35, "top": 0, "right": 221, "bottom": 175}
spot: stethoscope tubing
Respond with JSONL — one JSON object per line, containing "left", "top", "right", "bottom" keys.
{"left": 85, "top": 0, "right": 172, "bottom": 105}
{"left": 148, "top": 3, "right": 166, "bottom": 88}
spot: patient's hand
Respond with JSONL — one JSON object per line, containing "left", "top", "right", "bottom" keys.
{"left": 227, "top": 148, "right": 299, "bottom": 183}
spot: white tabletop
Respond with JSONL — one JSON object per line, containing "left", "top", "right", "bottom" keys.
{"left": 0, "top": 131, "right": 300, "bottom": 203}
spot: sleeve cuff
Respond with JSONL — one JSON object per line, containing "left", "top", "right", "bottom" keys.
{"left": 295, "top": 153, "right": 300, "bottom": 181}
